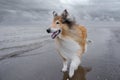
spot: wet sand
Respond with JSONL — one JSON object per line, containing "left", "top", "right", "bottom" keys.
{"left": 0, "top": 26, "right": 120, "bottom": 80}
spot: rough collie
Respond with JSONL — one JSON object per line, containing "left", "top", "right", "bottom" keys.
{"left": 46, "top": 9, "right": 87, "bottom": 77}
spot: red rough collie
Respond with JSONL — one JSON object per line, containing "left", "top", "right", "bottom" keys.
{"left": 46, "top": 9, "right": 87, "bottom": 77}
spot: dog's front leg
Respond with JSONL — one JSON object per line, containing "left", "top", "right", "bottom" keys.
{"left": 58, "top": 51, "right": 68, "bottom": 72}
{"left": 62, "top": 59, "right": 68, "bottom": 72}
{"left": 69, "top": 56, "right": 81, "bottom": 77}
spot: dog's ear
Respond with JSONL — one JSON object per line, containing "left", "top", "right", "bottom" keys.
{"left": 53, "top": 11, "right": 58, "bottom": 17}
{"left": 61, "top": 9, "right": 69, "bottom": 19}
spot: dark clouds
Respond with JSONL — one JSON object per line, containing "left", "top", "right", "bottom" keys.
{"left": 0, "top": 0, "right": 62, "bottom": 25}
{"left": 0, "top": 0, "right": 120, "bottom": 25}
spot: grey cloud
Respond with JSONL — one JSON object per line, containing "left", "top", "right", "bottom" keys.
{"left": 0, "top": 0, "right": 59, "bottom": 25}
{"left": 0, "top": 0, "right": 120, "bottom": 25}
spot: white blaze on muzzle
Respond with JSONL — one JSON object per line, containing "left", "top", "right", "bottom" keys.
{"left": 50, "top": 28, "right": 60, "bottom": 33}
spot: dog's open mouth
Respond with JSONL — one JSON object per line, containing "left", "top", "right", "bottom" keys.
{"left": 51, "top": 30, "right": 61, "bottom": 39}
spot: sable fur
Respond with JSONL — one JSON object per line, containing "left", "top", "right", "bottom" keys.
{"left": 47, "top": 9, "right": 87, "bottom": 77}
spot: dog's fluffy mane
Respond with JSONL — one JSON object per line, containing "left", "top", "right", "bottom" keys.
{"left": 62, "top": 17, "right": 76, "bottom": 28}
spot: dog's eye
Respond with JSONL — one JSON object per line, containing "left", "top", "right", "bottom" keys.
{"left": 56, "top": 22, "right": 59, "bottom": 24}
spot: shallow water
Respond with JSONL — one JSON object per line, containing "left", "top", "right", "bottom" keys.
{"left": 0, "top": 25, "right": 120, "bottom": 80}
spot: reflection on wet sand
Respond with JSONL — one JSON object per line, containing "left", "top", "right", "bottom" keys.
{"left": 63, "top": 66, "right": 91, "bottom": 80}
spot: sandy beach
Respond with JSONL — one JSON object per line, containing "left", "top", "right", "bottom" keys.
{"left": 0, "top": 24, "right": 120, "bottom": 80}
{"left": 0, "top": 0, "right": 120, "bottom": 80}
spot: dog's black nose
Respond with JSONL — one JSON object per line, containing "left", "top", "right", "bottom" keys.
{"left": 46, "top": 28, "right": 51, "bottom": 33}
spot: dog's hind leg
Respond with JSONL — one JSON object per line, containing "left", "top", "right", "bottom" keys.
{"left": 69, "top": 56, "right": 81, "bottom": 77}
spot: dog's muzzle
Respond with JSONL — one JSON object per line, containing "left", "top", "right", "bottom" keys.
{"left": 46, "top": 28, "right": 61, "bottom": 39}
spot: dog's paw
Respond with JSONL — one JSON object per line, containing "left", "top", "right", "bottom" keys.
{"left": 69, "top": 69, "right": 74, "bottom": 78}
{"left": 62, "top": 67, "right": 67, "bottom": 72}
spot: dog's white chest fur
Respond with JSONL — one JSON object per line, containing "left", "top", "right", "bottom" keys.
{"left": 56, "top": 37, "right": 80, "bottom": 59}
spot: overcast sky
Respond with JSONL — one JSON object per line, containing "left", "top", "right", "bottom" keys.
{"left": 0, "top": 0, "right": 120, "bottom": 25}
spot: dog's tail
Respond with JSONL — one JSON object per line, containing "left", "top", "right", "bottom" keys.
{"left": 87, "top": 39, "right": 93, "bottom": 45}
